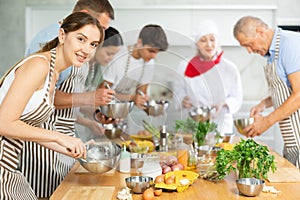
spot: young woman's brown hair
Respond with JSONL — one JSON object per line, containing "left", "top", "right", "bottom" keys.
{"left": 40, "top": 12, "right": 104, "bottom": 52}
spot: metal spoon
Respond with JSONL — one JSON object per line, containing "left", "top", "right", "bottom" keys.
{"left": 137, "top": 89, "right": 149, "bottom": 107}
{"left": 104, "top": 82, "right": 119, "bottom": 102}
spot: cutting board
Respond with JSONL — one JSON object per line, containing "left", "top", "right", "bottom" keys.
{"left": 75, "top": 165, "right": 115, "bottom": 174}
{"left": 268, "top": 167, "right": 300, "bottom": 182}
{"left": 61, "top": 186, "right": 115, "bottom": 200}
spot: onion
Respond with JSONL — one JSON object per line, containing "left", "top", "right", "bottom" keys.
{"left": 162, "top": 165, "right": 172, "bottom": 174}
{"left": 159, "top": 155, "right": 168, "bottom": 166}
{"left": 176, "top": 163, "right": 184, "bottom": 170}
{"left": 166, "top": 155, "right": 178, "bottom": 166}
{"left": 171, "top": 163, "right": 184, "bottom": 171}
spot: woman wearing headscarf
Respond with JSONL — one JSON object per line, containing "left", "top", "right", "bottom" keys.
{"left": 174, "top": 20, "right": 243, "bottom": 134}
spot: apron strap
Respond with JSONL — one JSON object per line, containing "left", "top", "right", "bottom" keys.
{"left": 123, "top": 46, "right": 146, "bottom": 85}
{"left": 274, "top": 30, "right": 281, "bottom": 60}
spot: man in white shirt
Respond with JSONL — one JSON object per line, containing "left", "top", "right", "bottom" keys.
{"left": 101, "top": 24, "right": 169, "bottom": 110}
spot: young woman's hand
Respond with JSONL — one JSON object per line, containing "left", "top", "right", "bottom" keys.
{"left": 60, "top": 135, "right": 86, "bottom": 159}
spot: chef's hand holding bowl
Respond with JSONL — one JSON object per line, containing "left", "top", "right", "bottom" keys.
{"left": 243, "top": 114, "right": 272, "bottom": 138}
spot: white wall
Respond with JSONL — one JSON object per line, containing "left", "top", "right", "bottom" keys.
{"left": 25, "top": 3, "right": 276, "bottom": 101}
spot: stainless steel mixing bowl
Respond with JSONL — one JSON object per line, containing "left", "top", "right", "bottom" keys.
{"left": 125, "top": 176, "right": 153, "bottom": 193}
{"left": 144, "top": 100, "right": 169, "bottom": 116}
{"left": 78, "top": 141, "right": 121, "bottom": 173}
{"left": 234, "top": 118, "right": 254, "bottom": 136}
{"left": 236, "top": 178, "right": 265, "bottom": 197}
{"left": 103, "top": 123, "right": 126, "bottom": 139}
{"left": 189, "top": 106, "right": 215, "bottom": 122}
{"left": 99, "top": 101, "right": 134, "bottom": 119}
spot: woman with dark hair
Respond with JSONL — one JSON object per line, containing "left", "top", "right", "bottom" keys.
{"left": 75, "top": 27, "right": 123, "bottom": 142}
{"left": 85, "top": 26, "right": 124, "bottom": 90}
{"left": 0, "top": 12, "right": 112, "bottom": 200}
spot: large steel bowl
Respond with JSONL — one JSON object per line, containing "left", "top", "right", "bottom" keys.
{"left": 236, "top": 178, "right": 265, "bottom": 197}
{"left": 189, "top": 106, "right": 214, "bottom": 122}
{"left": 234, "top": 118, "right": 254, "bottom": 136}
{"left": 78, "top": 141, "right": 121, "bottom": 173}
{"left": 99, "top": 101, "right": 134, "bottom": 119}
{"left": 144, "top": 100, "right": 169, "bottom": 116}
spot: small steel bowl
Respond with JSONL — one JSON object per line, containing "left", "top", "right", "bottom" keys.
{"left": 125, "top": 176, "right": 153, "bottom": 193}
{"left": 234, "top": 118, "right": 254, "bottom": 136}
{"left": 189, "top": 106, "right": 214, "bottom": 122}
{"left": 103, "top": 123, "right": 126, "bottom": 139}
{"left": 99, "top": 101, "right": 134, "bottom": 119}
{"left": 78, "top": 141, "right": 121, "bottom": 173}
{"left": 236, "top": 178, "right": 265, "bottom": 197}
{"left": 144, "top": 100, "right": 169, "bottom": 116}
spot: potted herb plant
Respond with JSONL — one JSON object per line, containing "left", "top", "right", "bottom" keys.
{"left": 216, "top": 139, "right": 277, "bottom": 180}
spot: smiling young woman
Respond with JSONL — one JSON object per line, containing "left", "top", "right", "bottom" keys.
{"left": 0, "top": 12, "right": 104, "bottom": 200}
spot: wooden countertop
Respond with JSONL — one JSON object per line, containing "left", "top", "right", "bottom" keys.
{"left": 50, "top": 147, "right": 300, "bottom": 200}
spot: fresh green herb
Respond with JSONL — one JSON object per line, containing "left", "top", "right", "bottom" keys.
{"left": 194, "top": 121, "right": 219, "bottom": 146}
{"left": 175, "top": 118, "right": 198, "bottom": 133}
{"left": 216, "top": 139, "right": 277, "bottom": 180}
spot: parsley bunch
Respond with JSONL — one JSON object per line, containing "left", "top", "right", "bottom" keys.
{"left": 216, "top": 139, "right": 276, "bottom": 179}
{"left": 194, "top": 121, "right": 219, "bottom": 146}
{"left": 175, "top": 118, "right": 198, "bottom": 133}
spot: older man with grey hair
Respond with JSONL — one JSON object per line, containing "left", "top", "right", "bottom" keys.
{"left": 234, "top": 16, "right": 300, "bottom": 168}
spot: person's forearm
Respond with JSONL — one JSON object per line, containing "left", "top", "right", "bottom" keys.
{"left": 76, "top": 115, "right": 91, "bottom": 126}
{"left": 261, "top": 96, "right": 273, "bottom": 108}
{"left": 0, "top": 119, "right": 60, "bottom": 143}
{"left": 54, "top": 90, "right": 94, "bottom": 109}
{"left": 266, "top": 93, "right": 300, "bottom": 125}
{"left": 38, "top": 141, "right": 68, "bottom": 155}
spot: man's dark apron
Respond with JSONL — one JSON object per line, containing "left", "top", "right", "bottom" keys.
{"left": 263, "top": 31, "right": 300, "bottom": 167}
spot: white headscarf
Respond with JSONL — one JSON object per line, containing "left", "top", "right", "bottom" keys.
{"left": 192, "top": 20, "right": 219, "bottom": 42}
